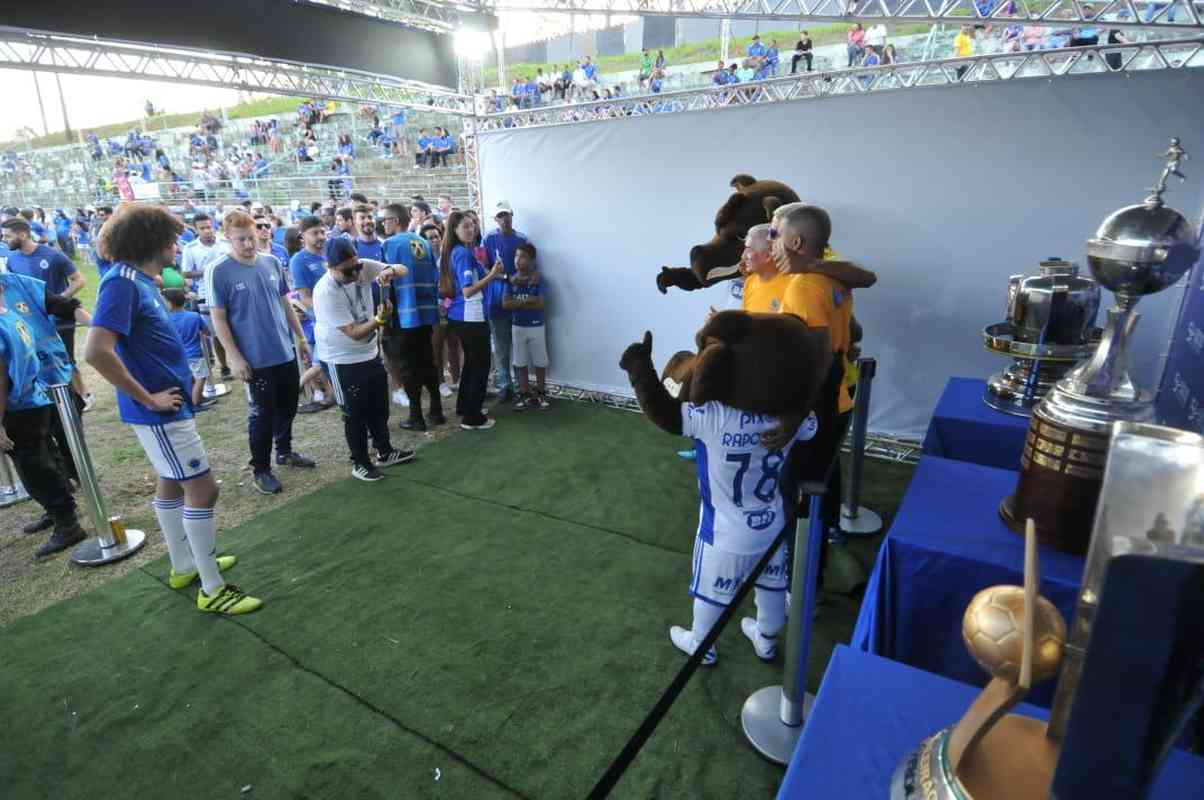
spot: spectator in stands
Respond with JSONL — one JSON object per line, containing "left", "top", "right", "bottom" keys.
{"left": 1070, "top": 10, "right": 1100, "bottom": 48}
{"left": 847, "top": 23, "right": 866, "bottom": 66}
{"left": 650, "top": 68, "right": 665, "bottom": 94}
{"left": 441, "top": 211, "right": 502, "bottom": 430}
{"left": 792, "top": 31, "right": 814, "bottom": 73}
{"left": 655, "top": 50, "right": 667, "bottom": 71}
{"left": 712, "top": 60, "right": 729, "bottom": 86}
{"left": 1, "top": 217, "right": 90, "bottom": 405}
{"left": 747, "top": 34, "right": 768, "bottom": 70}
{"left": 866, "top": 23, "right": 888, "bottom": 53}
{"left": 482, "top": 201, "right": 526, "bottom": 403}
{"left": 1105, "top": 26, "right": 1129, "bottom": 70}
{"left": 555, "top": 65, "right": 572, "bottom": 100}
{"left": 726, "top": 63, "right": 741, "bottom": 84}
{"left": 572, "top": 61, "right": 592, "bottom": 101}
{"left": 954, "top": 26, "right": 975, "bottom": 79}
{"left": 504, "top": 242, "right": 549, "bottom": 410}
{"left": 337, "top": 133, "right": 356, "bottom": 159}
{"left": 430, "top": 128, "right": 453, "bottom": 167}
{"left": 639, "top": 49, "right": 654, "bottom": 89}
{"left": 883, "top": 43, "right": 899, "bottom": 64}
{"left": 414, "top": 128, "right": 434, "bottom": 168}
{"left": 208, "top": 210, "right": 316, "bottom": 495}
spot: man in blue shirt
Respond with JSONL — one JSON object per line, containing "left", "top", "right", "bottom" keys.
{"left": 210, "top": 210, "right": 315, "bottom": 495}
{"left": 381, "top": 203, "right": 444, "bottom": 430}
{"left": 430, "top": 128, "right": 453, "bottom": 167}
{"left": 0, "top": 270, "right": 89, "bottom": 558}
{"left": 2, "top": 217, "right": 90, "bottom": 404}
{"left": 92, "top": 206, "right": 114, "bottom": 278}
{"left": 414, "top": 128, "right": 433, "bottom": 168}
{"left": 481, "top": 201, "right": 528, "bottom": 403}
{"left": 583, "top": 56, "right": 598, "bottom": 81}
{"left": 287, "top": 215, "right": 336, "bottom": 411}
{"left": 86, "top": 203, "right": 260, "bottom": 614}
{"left": 254, "top": 213, "right": 288, "bottom": 265}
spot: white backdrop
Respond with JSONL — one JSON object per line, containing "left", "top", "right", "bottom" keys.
{"left": 478, "top": 70, "right": 1204, "bottom": 440}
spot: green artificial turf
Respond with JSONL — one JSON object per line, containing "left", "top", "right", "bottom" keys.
{"left": 0, "top": 402, "right": 914, "bottom": 799}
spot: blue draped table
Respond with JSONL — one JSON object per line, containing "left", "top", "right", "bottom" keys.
{"left": 777, "top": 645, "right": 1204, "bottom": 799}
{"left": 849, "top": 455, "right": 1084, "bottom": 707}
{"left": 921, "top": 377, "right": 1030, "bottom": 469}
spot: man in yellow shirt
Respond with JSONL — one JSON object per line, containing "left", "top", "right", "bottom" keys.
{"left": 954, "top": 26, "right": 974, "bottom": 80}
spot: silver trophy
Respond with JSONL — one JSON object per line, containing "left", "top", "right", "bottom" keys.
{"left": 982, "top": 259, "right": 1101, "bottom": 416}
{"left": 1001, "top": 138, "right": 1201, "bottom": 554}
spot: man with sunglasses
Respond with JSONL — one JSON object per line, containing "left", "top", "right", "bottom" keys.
{"left": 313, "top": 238, "right": 415, "bottom": 481}
{"left": 254, "top": 214, "right": 288, "bottom": 265}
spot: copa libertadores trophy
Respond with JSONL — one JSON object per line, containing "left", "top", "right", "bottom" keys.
{"left": 1001, "top": 138, "right": 1201, "bottom": 554}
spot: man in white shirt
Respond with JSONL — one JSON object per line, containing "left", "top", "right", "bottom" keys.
{"left": 313, "top": 237, "right": 415, "bottom": 481}
{"left": 180, "top": 212, "right": 230, "bottom": 377}
{"left": 866, "top": 23, "right": 888, "bottom": 50}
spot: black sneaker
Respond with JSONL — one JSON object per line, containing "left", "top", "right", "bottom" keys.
{"left": 22, "top": 513, "right": 53, "bottom": 535}
{"left": 34, "top": 525, "right": 87, "bottom": 560}
{"left": 399, "top": 417, "right": 427, "bottom": 432}
{"left": 276, "top": 452, "right": 316, "bottom": 468}
{"left": 377, "top": 449, "right": 415, "bottom": 467}
{"left": 351, "top": 463, "right": 384, "bottom": 482}
{"left": 253, "top": 471, "right": 283, "bottom": 495}
{"left": 220, "top": 367, "right": 232, "bottom": 380}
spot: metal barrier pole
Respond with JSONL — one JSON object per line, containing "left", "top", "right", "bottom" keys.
{"left": 200, "top": 331, "right": 230, "bottom": 399}
{"left": 840, "top": 356, "right": 884, "bottom": 536}
{"left": 741, "top": 484, "right": 827, "bottom": 764}
{"left": 0, "top": 452, "right": 31, "bottom": 508}
{"left": 50, "top": 384, "right": 145, "bottom": 566}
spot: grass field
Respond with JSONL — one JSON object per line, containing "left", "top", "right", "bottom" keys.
{"left": 0, "top": 390, "right": 913, "bottom": 798}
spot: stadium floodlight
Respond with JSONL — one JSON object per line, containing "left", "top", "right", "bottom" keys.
{"left": 454, "top": 12, "right": 497, "bottom": 60}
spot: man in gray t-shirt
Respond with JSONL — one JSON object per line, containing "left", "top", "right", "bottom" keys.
{"left": 206, "top": 212, "right": 316, "bottom": 495}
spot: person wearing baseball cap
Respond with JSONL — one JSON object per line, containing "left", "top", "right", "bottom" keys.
{"left": 482, "top": 201, "right": 527, "bottom": 403}
{"left": 312, "top": 237, "right": 414, "bottom": 481}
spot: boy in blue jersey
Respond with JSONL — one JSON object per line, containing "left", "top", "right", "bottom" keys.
{"left": 620, "top": 330, "right": 822, "bottom": 665}
{"left": 414, "top": 128, "right": 433, "bottom": 168}
{"left": 503, "top": 243, "right": 549, "bottom": 410}
{"left": 0, "top": 270, "right": 90, "bottom": 558}
{"left": 85, "top": 205, "right": 261, "bottom": 614}
{"left": 482, "top": 202, "right": 527, "bottom": 403}
{"left": 163, "top": 289, "right": 214, "bottom": 408}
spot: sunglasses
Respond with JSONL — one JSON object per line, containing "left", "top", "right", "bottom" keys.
{"left": 256, "top": 223, "right": 272, "bottom": 230}
{"left": 768, "top": 227, "right": 780, "bottom": 240}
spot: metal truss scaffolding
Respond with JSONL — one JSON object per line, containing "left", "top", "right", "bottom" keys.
{"left": 304, "top": 0, "right": 487, "bottom": 32}
{"left": 476, "top": 36, "right": 1204, "bottom": 131}
{"left": 484, "top": 0, "right": 1204, "bottom": 31}
{"left": 0, "top": 28, "right": 475, "bottom": 114}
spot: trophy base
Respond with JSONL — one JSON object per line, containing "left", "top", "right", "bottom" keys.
{"left": 891, "top": 718, "right": 1056, "bottom": 800}
{"left": 984, "top": 362, "right": 1075, "bottom": 418}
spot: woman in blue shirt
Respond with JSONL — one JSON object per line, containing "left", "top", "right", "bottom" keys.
{"left": 439, "top": 211, "right": 503, "bottom": 430}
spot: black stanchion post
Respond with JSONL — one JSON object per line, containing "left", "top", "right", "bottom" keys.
{"left": 0, "top": 452, "right": 30, "bottom": 508}
{"left": 741, "top": 482, "right": 828, "bottom": 764}
{"left": 50, "top": 383, "right": 146, "bottom": 566}
{"left": 840, "top": 356, "right": 883, "bottom": 536}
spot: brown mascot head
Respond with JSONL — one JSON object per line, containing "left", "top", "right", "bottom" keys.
{"left": 656, "top": 174, "right": 800, "bottom": 294}
{"left": 653, "top": 311, "right": 832, "bottom": 416}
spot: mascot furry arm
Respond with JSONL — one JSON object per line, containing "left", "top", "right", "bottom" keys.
{"left": 656, "top": 174, "right": 879, "bottom": 294}
{"left": 618, "top": 312, "right": 833, "bottom": 445}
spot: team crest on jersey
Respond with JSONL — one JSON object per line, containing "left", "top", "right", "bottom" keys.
{"left": 14, "top": 302, "right": 29, "bottom": 314}
{"left": 38, "top": 259, "right": 49, "bottom": 270}
{"left": 746, "top": 509, "right": 776, "bottom": 531}
{"left": 14, "top": 319, "right": 33, "bottom": 347}
{"left": 769, "top": 298, "right": 781, "bottom": 312}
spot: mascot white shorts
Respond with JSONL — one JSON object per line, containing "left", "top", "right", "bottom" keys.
{"left": 512, "top": 325, "right": 548, "bottom": 369}
{"left": 689, "top": 536, "right": 788, "bottom": 607}
{"left": 132, "top": 419, "right": 212, "bottom": 482}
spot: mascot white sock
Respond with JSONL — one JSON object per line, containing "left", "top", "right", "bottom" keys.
{"left": 691, "top": 598, "right": 723, "bottom": 647}
{"left": 755, "top": 587, "right": 787, "bottom": 638}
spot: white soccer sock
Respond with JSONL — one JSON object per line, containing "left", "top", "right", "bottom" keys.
{"left": 755, "top": 587, "right": 787, "bottom": 639}
{"left": 152, "top": 496, "right": 195, "bottom": 574}
{"left": 691, "top": 598, "right": 724, "bottom": 649}
{"left": 182, "top": 506, "right": 224, "bottom": 596}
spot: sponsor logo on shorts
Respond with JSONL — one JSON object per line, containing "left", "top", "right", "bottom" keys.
{"left": 746, "top": 509, "right": 776, "bottom": 530}
{"left": 712, "top": 575, "right": 742, "bottom": 594}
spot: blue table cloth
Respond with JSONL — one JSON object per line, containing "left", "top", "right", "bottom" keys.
{"left": 850, "top": 455, "right": 1084, "bottom": 707}
{"left": 778, "top": 645, "right": 1204, "bottom": 799}
{"left": 921, "top": 376, "right": 1030, "bottom": 469}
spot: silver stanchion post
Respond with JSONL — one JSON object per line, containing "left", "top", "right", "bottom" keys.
{"left": 200, "top": 331, "right": 229, "bottom": 399}
{"left": 50, "top": 384, "right": 146, "bottom": 566}
{"left": 741, "top": 484, "right": 827, "bottom": 764}
{"left": 0, "top": 452, "right": 31, "bottom": 508}
{"left": 840, "top": 356, "right": 883, "bottom": 536}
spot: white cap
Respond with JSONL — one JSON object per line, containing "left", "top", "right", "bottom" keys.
{"left": 494, "top": 201, "right": 514, "bottom": 217}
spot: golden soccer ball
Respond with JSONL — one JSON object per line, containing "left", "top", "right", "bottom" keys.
{"left": 962, "top": 585, "right": 1067, "bottom": 684}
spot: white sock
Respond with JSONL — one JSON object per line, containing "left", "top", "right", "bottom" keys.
{"left": 152, "top": 496, "right": 194, "bottom": 574}
{"left": 313, "top": 390, "right": 326, "bottom": 403}
{"left": 691, "top": 598, "right": 724, "bottom": 649}
{"left": 183, "top": 506, "right": 224, "bottom": 596}
{"left": 755, "top": 587, "right": 787, "bottom": 638}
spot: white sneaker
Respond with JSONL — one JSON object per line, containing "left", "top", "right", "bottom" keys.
{"left": 740, "top": 617, "right": 778, "bottom": 662}
{"left": 312, "top": 390, "right": 326, "bottom": 404}
{"left": 438, "top": 383, "right": 453, "bottom": 398}
{"left": 391, "top": 389, "right": 410, "bottom": 407}
{"left": 460, "top": 418, "right": 496, "bottom": 431}
{"left": 82, "top": 392, "right": 95, "bottom": 412}
{"left": 669, "top": 625, "right": 716, "bottom": 666}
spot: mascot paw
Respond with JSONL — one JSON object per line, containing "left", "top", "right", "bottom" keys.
{"left": 619, "top": 331, "right": 653, "bottom": 372}
{"left": 656, "top": 268, "right": 672, "bottom": 295}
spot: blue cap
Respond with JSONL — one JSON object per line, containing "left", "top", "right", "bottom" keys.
{"left": 324, "top": 236, "right": 357, "bottom": 268}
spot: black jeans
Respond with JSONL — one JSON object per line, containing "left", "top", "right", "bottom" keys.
{"left": 3, "top": 406, "right": 78, "bottom": 531}
{"left": 791, "top": 52, "right": 812, "bottom": 73}
{"left": 415, "top": 152, "right": 428, "bottom": 168}
{"left": 397, "top": 325, "right": 442, "bottom": 421}
{"left": 246, "top": 359, "right": 301, "bottom": 474}
{"left": 450, "top": 320, "right": 490, "bottom": 426}
{"left": 330, "top": 357, "right": 393, "bottom": 468}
